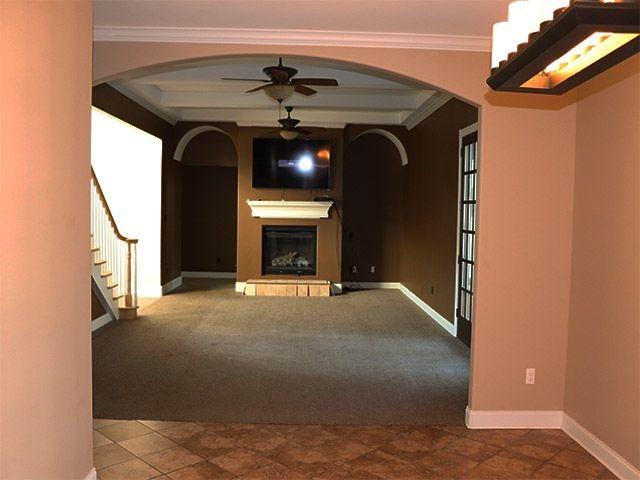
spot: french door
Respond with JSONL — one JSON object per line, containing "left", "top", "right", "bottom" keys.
{"left": 456, "top": 128, "right": 478, "bottom": 347}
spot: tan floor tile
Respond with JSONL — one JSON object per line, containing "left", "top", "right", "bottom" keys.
{"left": 520, "top": 429, "right": 574, "bottom": 448}
{"left": 549, "top": 449, "right": 612, "bottom": 477}
{"left": 139, "top": 420, "right": 185, "bottom": 431}
{"left": 346, "top": 450, "right": 430, "bottom": 480}
{"left": 94, "top": 443, "right": 136, "bottom": 470}
{"left": 237, "top": 462, "right": 311, "bottom": 479}
{"left": 93, "top": 430, "right": 114, "bottom": 448}
{"left": 507, "top": 438, "right": 561, "bottom": 461}
{"left": 209, "top": 448, "right": 275, "bottom": 476}
{"left": 312, "top": 438, "right": 376, "bottom": 463}
{"left": 532, "top": 462, "right": 595, "bottom": 479}
{"left": 445, "top": 436, "right": 501, "bottom": 462}
{"left": 267, "top": 441, "right": 332, "bottom": 472}
{"left": 94, "top": 418, "right": 126, "bottom": 429}
{"left": 142, "top": 445, "right": 203, "bottom": 473}
{"left": 160, "top": 423, "right": 206, "bottom": 444}
{"left": 167, "top": 460, "right": 235, "bottom": 480}
{"left": 119, "top": 432, "right": 178, "bottom": 456}
{"left": 402, "top": 426, "right": 459, "bottom": 450}
{"left": 247, "top": 432, "right": 289, "bottom": 454}
{"left": 99, "top": 420, "right": 154, "bottom": 442}
{"left": 343, "top": 426, "right": 398, "bottom": 447}
{"left": 278, "top": 425, "right": 339, "bottom": 448}
{"left": 376, "top": 437, "right": 433, "bottom": 462}
{"left": 459, "top": 451, "right": 543, "bottom": 479}
{"left": 181, "top": 432, "right": 236, "bottom": 459}
{"left": 312, "top": 463, "right": 384, "bottom": 480}
{"left": 98, "top": 458, "right": 161, "bottom": 480}
{"left": 420, "top": 449, "right": 479, "bottom": 477}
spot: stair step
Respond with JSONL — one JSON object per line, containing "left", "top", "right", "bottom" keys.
{"left": 94, "top": 260, "right": 107, "bottom": 266}
{"left": 112, "top": 294, "right": 124, "bottom": 301}
{"left": 106, "top": 283, "right": 118, "bottom": 290}
{"left": 90, "top": 247, "right": 99, "bottom": 252}
{"left": 100, "top": 272, "right": 112, "bottom": 278}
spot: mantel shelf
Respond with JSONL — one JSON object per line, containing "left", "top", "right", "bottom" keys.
{"left": 246, "top": 200, "right": 333, "bottom": 219}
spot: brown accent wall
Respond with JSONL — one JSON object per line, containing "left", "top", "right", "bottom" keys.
{"left": 182, "top": 166, "right": 238, "bottom": 272}
{"left": 236, "top": 128, "right": 344, "bottom": 282}
{"left": 402, "top": 99, "right": 478, "bottom": 323}
{"left": 92, "top": 84, "right": 181, "bottom": 285}
{"left": 565, "top": 56, "right": 640, "bottom": 469}
{"left": 342, "top": 128, "right": 405, "bottom": 282}
{"left": 1, "top": 2, "right": 94, "bottom": 477}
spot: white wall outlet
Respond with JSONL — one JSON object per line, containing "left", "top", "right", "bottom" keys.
{"left": 525, "top": 368, "right": 536, "bottom": 385}
{"left": 351, "top": 265, "right": 357, "bottom": 273}
{"left": 370, "top": 266, "right": 375, "bottom": 273}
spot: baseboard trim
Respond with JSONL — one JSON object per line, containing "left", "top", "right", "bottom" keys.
{"left": 85, "top": 468, "right": 97, "bottom": 480}
{"left": 465, "top": 407, "right": 564, "bottom": 429}
{"left": 182, "top": 271, "right": 237, "bottom": 279}
{"left": 161, "top": 275, "right": 183, "bottom": 295}
{"left": 235, "top": 281, "right": 246, "bottom": 293}
{"left": 398, "top": 284, "right": 457, "bottom": 337}
{"left": 562, "top": 414, "right": 639, "bottom": 480}
{"left": 91, "top": 313, "right": 113, "bottom": 332}
{"left": 342, "top": 281, "right": 402, "bottom": 289}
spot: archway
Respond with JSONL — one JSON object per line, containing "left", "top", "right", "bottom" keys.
{"left": 174, "top": 125, "right": 237, "bottom": 162}
{"left": 351, "top": 128, "right": 409, "bottom": 166}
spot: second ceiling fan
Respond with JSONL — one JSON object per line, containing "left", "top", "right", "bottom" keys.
{"left": 223, "top": 57, "right": 339, "bottom": 101}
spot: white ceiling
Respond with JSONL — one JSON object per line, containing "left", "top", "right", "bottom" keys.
{"left": 94, "top": 0, "right": 509, "bottom": 38}
{"left": 110, "top": 56, "right": 447, "bottom": 128}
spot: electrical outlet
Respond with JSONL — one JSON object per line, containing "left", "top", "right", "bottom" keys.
{"left": 370, "top": 266, "right": 375, "bottom": 273}
{"left": 351, "top": 265, "right": 357, "bottom": 273}
{"left": 525, "top": 368, "right": 536, "bottom": 385}
{"left": 431, "top": 286, "right": 434, "bottom": 295}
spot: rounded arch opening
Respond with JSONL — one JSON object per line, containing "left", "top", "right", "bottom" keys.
{"left": 350, "top": 129, "right": 409, "bottom": 166}
{"left": 174, "top": 126, "right": 237, "bottom": 162}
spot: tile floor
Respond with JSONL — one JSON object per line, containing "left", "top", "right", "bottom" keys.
{"left": 93, "top": 419, "right": 616, "bottom": 479}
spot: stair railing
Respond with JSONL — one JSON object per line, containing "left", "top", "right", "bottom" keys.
{"left": 90, "top": 167, "right": 138, "bottom": 309}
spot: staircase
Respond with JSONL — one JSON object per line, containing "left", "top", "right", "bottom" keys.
{"left": 91, "top": 167, "right": 138, "bottom": 321}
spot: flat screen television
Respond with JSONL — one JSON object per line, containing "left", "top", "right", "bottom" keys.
{"left": 252, "top": 138, "right": 331, "bottom": 189}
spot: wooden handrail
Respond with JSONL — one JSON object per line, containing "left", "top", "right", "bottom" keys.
{"left": 90, "top": 167, "right": 138, "bottom": 244}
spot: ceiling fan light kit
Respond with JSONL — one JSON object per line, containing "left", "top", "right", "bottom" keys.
{"left": 265, "top": 84, "right": 296, "bottom": 102}
{"left": 487, "top": 0, "right": 640, "bottom": 94}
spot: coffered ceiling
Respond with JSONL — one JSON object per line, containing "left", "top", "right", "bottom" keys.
{"left": 109, "top": 56, "right": 448, "bottom": 128}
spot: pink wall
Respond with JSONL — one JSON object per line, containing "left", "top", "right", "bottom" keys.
{"left": 565, "top": 55, "right": 640, "bottom": 469}
{"left": 0, "top": 2, "right": 94, "bottom": 478}
{"left": 93, "top": 43, "right": 578, "bottom": 415}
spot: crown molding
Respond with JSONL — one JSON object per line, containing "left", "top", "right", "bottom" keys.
{"left": 94, "top": 27, "right": 491, "bottom": 52}
{"left": 107, "top": 83, "right": 178, "bottom": 125}
{"left": 402, "top": 91, "right": 452, "bottom": 130}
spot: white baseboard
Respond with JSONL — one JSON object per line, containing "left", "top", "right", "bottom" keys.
{"left": 91, "top": 313, "right": 113, "bottom": 332}
{"left": 161, "top": 275, "right": 183, "bottom": 295}
{"left": 85, "top": 468, "right": 97, "bottom": 480}
{"left": 182, "top": 271, "right": 237, "bottom": 279}
{"left": 562, "top": 414, "right": 639, "bottom": 480}
{"left": 465, "top": 407, "right": 563, "bottom": 429}
{"left": 398, "top": 284, "right": 457, "bottom": 337}
{"left": 235, "top": 281, "right": 246, "bottom": 293}
{"left": 342, "top": 281, "right": 402, "bottom": 289}
{"left": 344, "top": 282, "right": 456, "bottom": 337}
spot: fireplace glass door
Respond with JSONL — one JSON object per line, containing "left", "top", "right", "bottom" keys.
{"left": 262, "top": 226, "right": 317, "bottom": 275}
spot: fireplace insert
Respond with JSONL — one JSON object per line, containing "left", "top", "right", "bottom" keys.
{"left": 262, "top": 226, "right": 317, "bottom": 275}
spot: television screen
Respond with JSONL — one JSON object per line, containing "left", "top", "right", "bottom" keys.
{"left": 252, "top": 138, "right": 331, "bottom": 189}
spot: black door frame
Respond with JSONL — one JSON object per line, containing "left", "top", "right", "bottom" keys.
{"left": 455, "top": 124, "right": 479, "bottom": 347}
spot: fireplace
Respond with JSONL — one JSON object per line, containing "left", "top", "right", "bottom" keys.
{"left": 262, "top": 226, "right": 317, "bottom": 275}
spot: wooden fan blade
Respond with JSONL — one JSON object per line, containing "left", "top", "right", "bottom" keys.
{"left": 245, "top": 84, "right": 271, "bottom": 93}
{"left": 294, "top": 85, "right": 317, "bottom": 96}
{"left": 221, "top": 78, "right": 271, "bottom": 82}
{"left": 291, "top": 78, "right": 339, "bottom": 86}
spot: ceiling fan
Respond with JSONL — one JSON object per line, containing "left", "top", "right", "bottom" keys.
{"left": 222, "top": 57, "right": 339, "bottom": 101}
{"left": 269, "top": 106, "right": 324, "bottom": 141}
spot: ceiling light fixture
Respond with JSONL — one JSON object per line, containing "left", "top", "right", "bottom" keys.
{"left": 280, "top": 130, "right": 299, "bottom": 140}
{"left": 487, "top": 0, "right": 639, "bottom": 94}
{"left": 264, "top": 84, "right": 296, "bottom": 102}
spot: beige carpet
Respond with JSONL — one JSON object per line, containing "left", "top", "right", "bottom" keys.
{"left": 92, "top": 279, "right": 470, "bottom": 425}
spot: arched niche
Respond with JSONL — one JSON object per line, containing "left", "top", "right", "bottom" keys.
{"left": 174, "top": 126, "right": 237, "bottom": 162}
{"left": 350, "top": 129, "right": 409, "bottom": 166}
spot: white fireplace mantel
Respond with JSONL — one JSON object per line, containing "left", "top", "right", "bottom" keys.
{"left": 246, "top": 200, "right": 333, "bottom": 219}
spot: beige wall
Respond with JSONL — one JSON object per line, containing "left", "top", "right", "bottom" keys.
{"left": 1, "top": 2, "right": 94, "bottom": 479}
{"left": 93, "top": 42, "right": 577, "bottom": 417}
{"left": 565, "top": 56, "right": 640, "bottom": 469}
